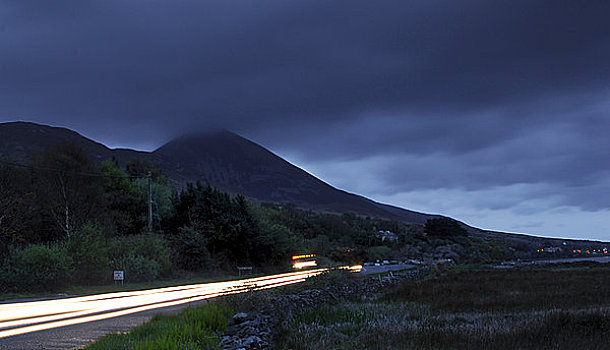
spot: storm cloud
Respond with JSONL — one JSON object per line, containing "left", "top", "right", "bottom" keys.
{"left": 1, "top": 0, "right": 609, "bottom": 239}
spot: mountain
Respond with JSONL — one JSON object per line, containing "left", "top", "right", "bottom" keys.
{"left": 153, "top": 131, "right": 438, "bottom": 223}
{"left": 0, "top": 121, "right": 437, "bottom": 224}
{"left": 0, "top": 121, "right": 149, "bottom": 164}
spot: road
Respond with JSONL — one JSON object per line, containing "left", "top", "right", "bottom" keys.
{"left": 516, "top": 256, "right": 610, "bottom": 266}
{"left": 0, "top": 269, "right": 327, "bottom": 349}
{"left": 360, "top": 263, "right": 415, "bottom": 275}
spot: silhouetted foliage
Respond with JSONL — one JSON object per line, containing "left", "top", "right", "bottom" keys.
{"left": 68, "top": 225, "right": 109, "bottom": 284}
{"left": 424, "top": 218, "right": 468, "bottom": 237}
{"left": 167, "top": 183, "right": 259, "bottom": 266}
{"left": 100, "top": 161, "right": 142, "bottom": 235}
{"left": 0, "top": 164, "right": 37, "bottom": 248}
{"left": 171, "top": 226, "right": 212, "bottom": 271}
{"left": 0, "top": 144, "right": 531, "bottom": 292}
{"left": 108, "top": 233, "right": 171, "bottom": 282}
{"left": 1, "top": 243, "right": 73, "bottom": 291}
{"left": 35, "top": 144, "right": 104, "bottom": 240}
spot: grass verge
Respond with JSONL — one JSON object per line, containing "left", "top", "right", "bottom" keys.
{"left": 84, "top": 302, "right": 233, "bottom": 350}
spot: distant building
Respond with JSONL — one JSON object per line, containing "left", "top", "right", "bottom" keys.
{"left": 377, "top": 230, "right": 398, "bottom": 242}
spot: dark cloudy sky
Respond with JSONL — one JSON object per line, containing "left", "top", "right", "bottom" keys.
{"left": 2, "top": 1, "right": 609, "bottom": 240}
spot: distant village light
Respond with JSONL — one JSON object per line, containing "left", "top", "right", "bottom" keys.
{"left": 291, "top": 254, "right": 316, "bottom": 260}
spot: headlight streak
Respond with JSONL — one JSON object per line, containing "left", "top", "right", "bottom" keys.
{"left": 0, "top": 268, "right": 327, "bottom": 339}
{"left": 292, "top": 260, "right": 317, "bottom": 269}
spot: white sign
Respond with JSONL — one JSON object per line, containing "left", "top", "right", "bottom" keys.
{"left": 113, "top": 270, "right": 124, "bottom": 281}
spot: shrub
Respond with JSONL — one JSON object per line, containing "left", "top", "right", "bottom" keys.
{"left": 109, "top": 233, "right": 172, "bottom": 282}
{"left": 112, "top": 253, "right": 161, "bottom": 282}
{"left": 1, "top": 243, "right": 73, "bottom": 291}
{"left": 249, "top": 220, "right": 301, "bottom": 265}
{"left": 171, "top": 226, "right": 212, "bottom": 271}
{"left": 68, "top": 224, "right": 109, "bottom": 284}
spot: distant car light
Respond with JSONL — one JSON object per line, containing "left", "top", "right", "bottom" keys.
{"left": 293, "top": 260, "right": 317, "bottom": 269}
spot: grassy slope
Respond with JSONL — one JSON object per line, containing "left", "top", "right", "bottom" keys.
{"left": 278, "top": 266, "right": 610, "bottom": 350}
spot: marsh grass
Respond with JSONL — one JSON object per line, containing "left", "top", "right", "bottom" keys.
{"left": 85, "top": 302, "right": 233, "bottom": 350}
{"left": 384, "top": 268, "right": 610, "bottom": 312}
{"left": 277, "top": 268, "right": 610, "bottom": 350}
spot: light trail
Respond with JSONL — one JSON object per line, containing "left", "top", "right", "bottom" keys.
{"left": 0, "top": 268, "right": 328, "bottom": 339}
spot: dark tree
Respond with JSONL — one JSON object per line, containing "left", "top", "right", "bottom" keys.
{"left": 100, "top": 160, "right": 143, "bottom": 235}
{"left": 424, "top": 218, "right": 468, "bottom": 237}
{"left": 35, "top": 144, "right": 104, "bottom": 240}
{"left": 0, "top": 164, "right": 33, "bottom": 249}
{"left": 168, "top": 183, "right": 259, "bottom": 265}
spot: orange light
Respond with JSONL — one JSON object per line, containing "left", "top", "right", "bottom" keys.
{"left": 338, "top": 265, "right": 362, "bottom": 272}
{"left": 291, "top": 254, "right": 316, "bottom": 260}
{"left": 348, "top": 265, "right": 362, "bottom": 272}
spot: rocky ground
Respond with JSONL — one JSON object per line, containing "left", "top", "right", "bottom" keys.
{"left": 221, "top": 268, "right": 429, "bottom": 350}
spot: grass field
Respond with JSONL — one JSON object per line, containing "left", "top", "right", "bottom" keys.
{"left": 277, "top": 266, "right": 610, "bottom": 349}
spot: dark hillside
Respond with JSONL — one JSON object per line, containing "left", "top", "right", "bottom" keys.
{"left": 152, "top": 130, "right": 435, "bottom": 223}
{"left": 0, "top": 121, "right": 114, "bottom": 162}
{"left": 0, "top": 122, "right": 453, "bottom": 224}
{"left": 0, "top": 121, "right": 149, "bottom": 165}
{"left": 0, "top": 122, "right": 607, "bottom": 257}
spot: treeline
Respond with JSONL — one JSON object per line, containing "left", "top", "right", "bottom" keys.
{"left": 0, "top": 144, "right": 176, "bottom": 291}
{"left": 0, "top": 143, "right": 513, "bottom": 292}
{"left": 0, "top": 144, "right": 173, "bottom": 244}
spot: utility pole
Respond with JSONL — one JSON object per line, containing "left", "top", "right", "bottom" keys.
{"left": 147, "top": 171, "right": 153, "bottom": 232}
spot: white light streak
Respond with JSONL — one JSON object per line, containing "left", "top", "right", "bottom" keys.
{"left": 292, "top": 261, "right": 317, "bottom": 269}
{"left": 0, "top": 269, "right": 327, "bottom": 339}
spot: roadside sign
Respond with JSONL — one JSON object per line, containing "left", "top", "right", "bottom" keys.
{"left": 114, "top": 270, "right": 124, "bottom": 285}
{"left": 237, "top": 266, "right": 252, "bottom": 276}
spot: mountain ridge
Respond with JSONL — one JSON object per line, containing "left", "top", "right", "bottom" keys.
{"left": 0, "top": 121, "right": 440, "bottom": 225}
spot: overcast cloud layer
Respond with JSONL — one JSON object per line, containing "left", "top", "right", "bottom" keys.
{"left": 1, "top": 1, "right": 609, "bottom": 240}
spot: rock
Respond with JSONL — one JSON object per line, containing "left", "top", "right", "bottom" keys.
{"left": 232, "top": 312, "right": 249, "bottom": 324}
{"left": 243, "top": 335, "right": 264, "bottom": 347}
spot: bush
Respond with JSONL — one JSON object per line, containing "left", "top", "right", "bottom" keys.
{"left": 171, "top": 226, "right": 212, "bottom": 271}
{"left": 112, "top": 253, "right": 161, "bottom": 282}
{"left": 68, "top": 225, "right": 109, "bottom": 284}
{"left": 1, "top": 243, "right": 73, "bottom": 291}
{"left": 109, "top": 233, "right": 171, "bottom": 282}
{"left": 252, "top": 222, "right": 300, "bottom": 264}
